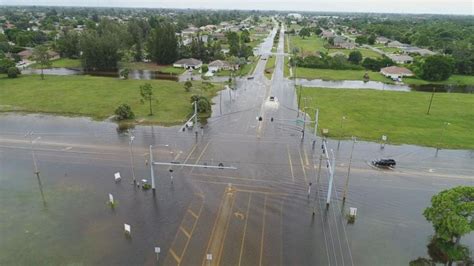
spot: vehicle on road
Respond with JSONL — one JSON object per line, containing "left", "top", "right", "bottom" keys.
{"left": 247, "top": 76, "right": 254, "bottom": 80}
{"left": 268, "top": 96, "right": 278, "bottom": 102}
{"left": 372, "top": 158, "right": 396, "bottom": 168}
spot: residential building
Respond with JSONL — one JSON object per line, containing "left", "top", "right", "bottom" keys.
{"left": 376, "top": 36, "right": 389, "bottom": 44}
{"left": 208, "top": 60, "right": 238, "bottom": 72}
{"left": 333, "top": 36, "right": 355, "bottom": 49}
{"left": 380, "top": 66, "right": 414, "bottom": 80}
{"left": 387, "top": 54, "right": 413, "bottom": 64}
{"left": 173, "top": 58, "right": 203, "bottom": 69}
{"left": 320, "top": 30, "right": 335, "bottom": 39}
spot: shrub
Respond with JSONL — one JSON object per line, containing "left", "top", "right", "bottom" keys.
{"left": 7, "top": 67, "right": 20, "bottom": 78}
{"left": 114, "top": 104, "right": 135, "bottom": 120}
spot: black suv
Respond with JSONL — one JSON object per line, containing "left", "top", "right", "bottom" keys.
{"left": 372, "top": 159, "right": 396, "bottom": 168}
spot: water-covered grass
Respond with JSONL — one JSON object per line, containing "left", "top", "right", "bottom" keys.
{"left": 0, "top": 74, "right": 222, "bottom": 124}
{"left": 299, "top": 87, "right": 474, "bottom": 149}
{"left": 404, "top": 75, "right": 474, "bottom": 86}
{"left": 31, "top": 58, "right": 82, "bottom": 69}
{"left": 264, "top": 55, "right": 276, "bottom": 79}
{"left": 295, "top": 68, "right": 392, "bottom": 83}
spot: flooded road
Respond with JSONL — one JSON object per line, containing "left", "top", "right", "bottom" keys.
{"left": 1, "top": 24, "right": 473, "bottom": 266}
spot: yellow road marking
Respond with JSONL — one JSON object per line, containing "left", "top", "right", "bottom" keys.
{"left": 180, "top": 226, "right": 191, "bottom": 238}
{"left": 192, "top": 179, "right": 291, "bottom": 196}
{"left": 169, "top": 248, "right": 181, "bottom": 264}
{"left": 190, "top": 172, "right": 296, "bottom": 186}
{"left": 180, "top": 143, "right": 197, "bottom": 170}
{"left": 202, "top": 188, "right": 228, "bottom": 266}
{"left": 216, "top": 191, "right": 237, "bottom": 265}
{"left": 287, "top": 144, "right": 295, "bottom": 182}
{"left": 188, "top": 209, "right": 198, "bottom": 219}
{"left": 238, "top": 194, "right": 252, "bottom": 266}
{"left": 259, "top": 195, "right": 268, "bottom": 266}
{"left": 298, "top": 148, "right": 308, "bottom": 183}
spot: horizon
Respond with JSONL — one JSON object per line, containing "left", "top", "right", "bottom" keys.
{"left": 1, "top": 0, "right": 473, "bottom": 16}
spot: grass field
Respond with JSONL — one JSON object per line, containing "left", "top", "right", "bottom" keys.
{"left": 404, "top": 75, "right": 474, "bottom": 86}
{"left": 264, "top": 56, "right": 276, "bottom": 79}
{"left": 295, "top": 68, "right": 393, "bottom": 83}
{"left": 299, "top": 88, "right": 474, "bottom": 149}
{"left": 32, "top": 58, "right": 82, "bottom": 69}
{"left": 290, "top": 35, "right": 326, "bottom": 54}
{"left": 0, "top": 75, "right": 222, "bottom": 124}
{"left": 328, "top": 48, "right": 382, "bottom": 58}
{"left": 284, "top": 57, "right": 291, "bottom": 77}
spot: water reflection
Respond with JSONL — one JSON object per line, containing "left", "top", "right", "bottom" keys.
{"left": 21, "top": 68, "right": 179, "bottom": 81}
{"left": 410, "top": 237, "right": 472, "bottom": 265}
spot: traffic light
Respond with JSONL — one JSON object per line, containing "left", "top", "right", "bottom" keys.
{"left": 270, "top": 117, "right": 274, "bottom": 122}
{"left": 258, "top": 116, "right": 263, "bottom": 121}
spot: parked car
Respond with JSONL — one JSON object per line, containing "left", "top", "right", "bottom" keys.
{"left": 247, "top": 76, "right": 254, "bottom": 80}
{"left": 372, "top": 159, "right": 396, "bottom": 168}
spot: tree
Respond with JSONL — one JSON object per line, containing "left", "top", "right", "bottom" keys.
{"left": 299, "top": 28, "right": 311, "bottom": 39}
{"left": 368, "top": 34, "right": 376, "bottom": 45}
{"left": 419, "top": 55, "right": 455, "bottom": 81}
{"left": 148, "top": 23, "right": 178, "bottom": 65}
{"left": 114, "top": 104, "right": 135, "bottom": 120}
{"left": 240, "top": 30, "right": 250, "bottom": 43}
{"left": 355, "top": 35, "right": 368, "bottom": 45}
{"left": 32, "top": 45, "right": 52, "bottom": 80}
{"left": 348, "top": 50, "right": 363, "bottom": 65}
{"left": 140, "top": 83, "right": 155, "bottom": 116}
{"left": 80, "top": 29, "right": 122, "bottom": 71}
{"left": 184, "top": 81, "right": 193, "bottom": 92}
{"left": 226, "top": 31, "right": 240, "bottom": 57}
{"left": 7, "top": 67, "right": 20, "bottom": 78}
{"left": 57, "top": 30, "right": 80, "bottom": 58}
{"left": 190, "top": 95, "right": 211, "bottom": 113}
{"left": 423, "top": 186, "right": 474, "bottom": 245}
{"left": 0, "top": 58, "right": 15, "bottom": 73}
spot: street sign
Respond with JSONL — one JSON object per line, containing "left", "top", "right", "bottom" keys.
{"left": 114, "top": 172, "right": 121, "bottom": 182}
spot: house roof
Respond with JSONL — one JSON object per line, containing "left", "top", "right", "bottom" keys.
{"left": 387, "top": 54, "right": 413, "bottom": 62}
{"left": 209, "top": 60, "right": 230, "bottom": 67}
{"left": 381, "top": 66, "right": 413, "bottom": 75}
{"left": 174, "top": 58, "right": 202, "bottom": 66}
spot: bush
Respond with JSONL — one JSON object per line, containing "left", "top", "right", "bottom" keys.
{"left": 190, "top": 95, "right": 211, "bottom": 113}
{"left": 7, "top": 67, "right": 20, "bottom": 78}
{"left": 0, "top": 58, "right": 15, "bottom": 73}
{"left": 419, "top": 55, "right": 454, "bottom": 81}
{"left": 201, "top": 65, "right": 208, "bottom": 73}
{"left": 114, "top": 104, "right": 135, "bottom": 120}
{"left": 120, "top": 68, "right": 129, "bottom": 79}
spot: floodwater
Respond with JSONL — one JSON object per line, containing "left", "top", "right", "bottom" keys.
{"left": 21, "top": 68, "right": 179, "bottom": 81}
{"left": 297, "top": 78, "right": 474, "bottom": 93}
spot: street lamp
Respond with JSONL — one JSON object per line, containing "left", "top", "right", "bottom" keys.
{"left": 25, "top": 131, "right": 41, "bottom": 174}
{"left": 343, "top": 136, "right": 357, "bottom": 202}
{"left": 337, "top": 115, "right": 347, "bottom": 150}
{"left": 128, "top": 130, "right": 136, "bottom": 185}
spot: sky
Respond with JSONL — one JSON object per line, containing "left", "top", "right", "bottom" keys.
{"left": 1, "top": 0, "right": 473, "bottom": 15}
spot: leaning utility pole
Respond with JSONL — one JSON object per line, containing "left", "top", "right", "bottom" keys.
{"left": 343, "top": 137, "right": 356, "bottom": 202}
{"left": 128, "top": 130, "right": 136, "bottom": 184}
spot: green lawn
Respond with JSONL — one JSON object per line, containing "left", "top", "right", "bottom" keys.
{"left": 0, "top": 75, "right": 222, "bottom": 124}
{"left": 264, "top": 56, "right": 276, "bottom": 79}
{"left": 328, "top": 48, "right": 382, "bottom": 58}
{"left": 299, "top": 88, "right": 474, "bottom": 149}
{"left": 295, "top": 68, "right": 393, "bottom": 83}
{"left": 290, "top": 35, "right": 326, "bottom": 54}
{"left": 32, "top": 58, "right": 82, "bottom": 69}
{"left": 404, "top": 75, "right": 474, "bottom": 86}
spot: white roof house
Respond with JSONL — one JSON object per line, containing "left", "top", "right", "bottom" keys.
{"left": 387, "top": 54, "right": 413, "bottom": 64}
{"left": 208, "top": 60, "right": 238, "bottom": 72}
{"left": 173, "top": 58, "right": 203, "bottom": 69}
{"left": 380, "top": 66, "right": 414, "bottom": 81}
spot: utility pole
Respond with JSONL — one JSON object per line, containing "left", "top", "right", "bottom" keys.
{"left": 343, "top": 137, "right": 356, "bottom": 202}
{"left": 219, "top": 92, "right": 222, "bottom": 115}
{"left": 427, "top": 87, "right": 436, "bottom": 115}
{"left": 150, "top": 145, "right": 155, "bottom": 191}
{"left": 129, "top": 130, "right": 136, "bottom": 185}
{"left": 26, "top": 131, "right": 40, "bottom": 175}
{"left": 302, "top": 98, "right": 307, "bottom": 139}
{"left": 436, "top": 122, "right": 450, "bottom": 156}
{"left": 337, "top": 115, "right": 346, "bottom": 150}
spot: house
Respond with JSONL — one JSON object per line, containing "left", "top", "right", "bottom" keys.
{"left": 173, "top": 58, "right": 203, "bottom": 69}
{"left": 387, "top": 54, "right": 413, "bottom": 64}
{"left": 333, "top": 36, "right": 355, "bottom": 49}
{"left": 320, "top": 30, "right": 335, "bottom": 39}
{"left": 17, "top": 49, "right": 33, "bottom": 60}
{"left": 387, "top": 41, "right": 404, "bottom": 48}
{"left": 211, "top": 32, "right": 226, "bottom": 41}
{"left": 208, "top": 60, "right": 238, "bottom": 72}
{"left": 380, "top": 66, "right": 413, "bottom": 81}
{"left": 376, "top": 36, "right": 389, "bottom": 44}
{"left": 401, "top": 46, "right": 436, "bottom": 56}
